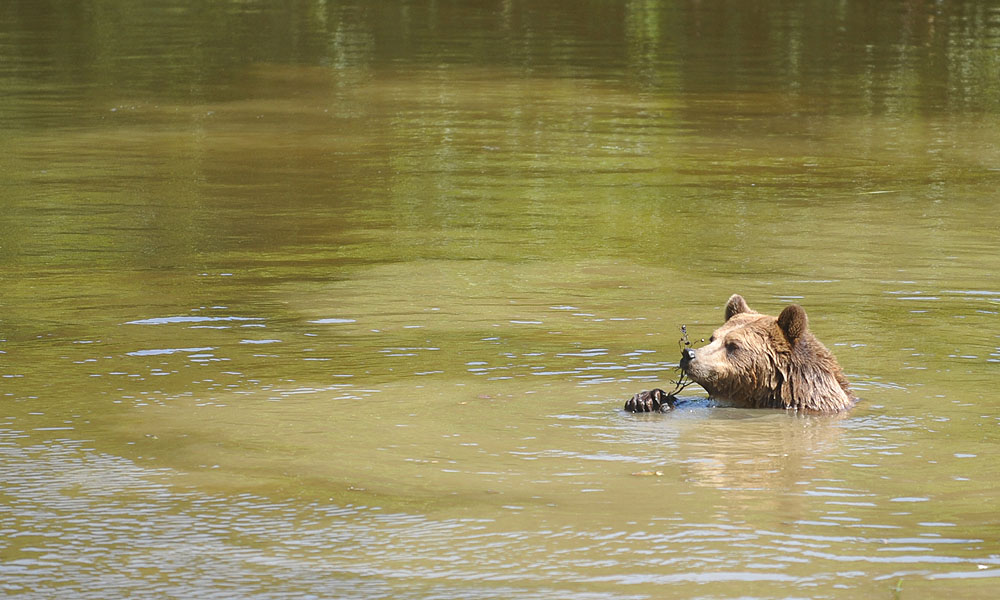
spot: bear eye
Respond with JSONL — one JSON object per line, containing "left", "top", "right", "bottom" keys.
{"left": 709, "top": 336, "right": 716, "bottom": 343}
{"left": 725, "top": 341, "right": 740, "bottom": 354}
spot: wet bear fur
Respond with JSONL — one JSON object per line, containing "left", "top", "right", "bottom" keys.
{"left": 679, "top": 294, "right": 856, "bottom": 412}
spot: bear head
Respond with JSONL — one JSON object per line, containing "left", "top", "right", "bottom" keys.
{"left": 679, "top": 294, "right": 856, "bottom": 412}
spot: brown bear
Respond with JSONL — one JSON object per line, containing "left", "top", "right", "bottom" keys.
{"left": 626, "top": 295, "right": 856, "bottom": 413}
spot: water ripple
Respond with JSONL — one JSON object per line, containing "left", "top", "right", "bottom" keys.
{"left": 125, "top": 316, "right": 264, "bottom": 325}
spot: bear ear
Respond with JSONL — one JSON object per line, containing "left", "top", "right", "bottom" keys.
{"left": 725, "top": 294, "right": 751, "bottom": 321}
{"left": 777, "top": 304, "right": 809, "bottom": 343}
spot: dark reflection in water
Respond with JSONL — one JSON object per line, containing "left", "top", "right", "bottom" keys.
{"left": 3, "top": 1, "right": 1000, "bottom": 110}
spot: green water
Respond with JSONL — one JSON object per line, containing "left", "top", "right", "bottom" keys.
{"left": 2, "top": 1, "right": 999, "bottom": 598}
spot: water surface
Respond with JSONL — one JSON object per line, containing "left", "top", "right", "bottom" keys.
{"left": 2, "top": 1, "right": 999, "bottom": 598}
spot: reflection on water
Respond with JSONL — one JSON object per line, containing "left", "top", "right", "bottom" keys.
{"left": 3, "top": 420, "right": 998, "bottom": 598}
{"left": 3, "top": 0, "right": 1000, "bottom": 598}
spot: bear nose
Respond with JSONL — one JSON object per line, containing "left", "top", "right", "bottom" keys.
{"left": 682, "top": 348, "right": 696, "bottom": 361}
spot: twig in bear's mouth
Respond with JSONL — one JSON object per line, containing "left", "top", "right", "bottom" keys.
{"left": 666, "top": 368, "right": 695, "bottom": 396}
{"left": 623, "top": 325, "right": 702, "bottom": 412}
{"left": 668, "top": 324, "right": 701, "bottom": 397}
{"left": 677, "top": 324, "right": 704, "bottom": 353}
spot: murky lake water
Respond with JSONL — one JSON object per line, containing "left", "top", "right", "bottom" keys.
{"left": 2, "top": 1, "right": 999, "bottom": 597}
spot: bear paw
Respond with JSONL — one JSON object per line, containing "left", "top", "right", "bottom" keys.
{"left": 624, "top": 388, "right": 676, "bottom": 413}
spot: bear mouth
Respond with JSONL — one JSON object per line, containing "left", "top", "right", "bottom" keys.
{"left": 678, "top": 353, "right": 714, "bottom": 394}
{"left": 679, "top": 351, "right": 706, "bottom": 382}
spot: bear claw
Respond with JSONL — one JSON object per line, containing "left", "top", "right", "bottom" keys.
{"left": 624, "top": 388, "right": 676, "bottom": 413}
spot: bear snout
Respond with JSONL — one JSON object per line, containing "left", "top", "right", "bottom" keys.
{"left": 679, "top": 347, "right": 695, "bottom": 370}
